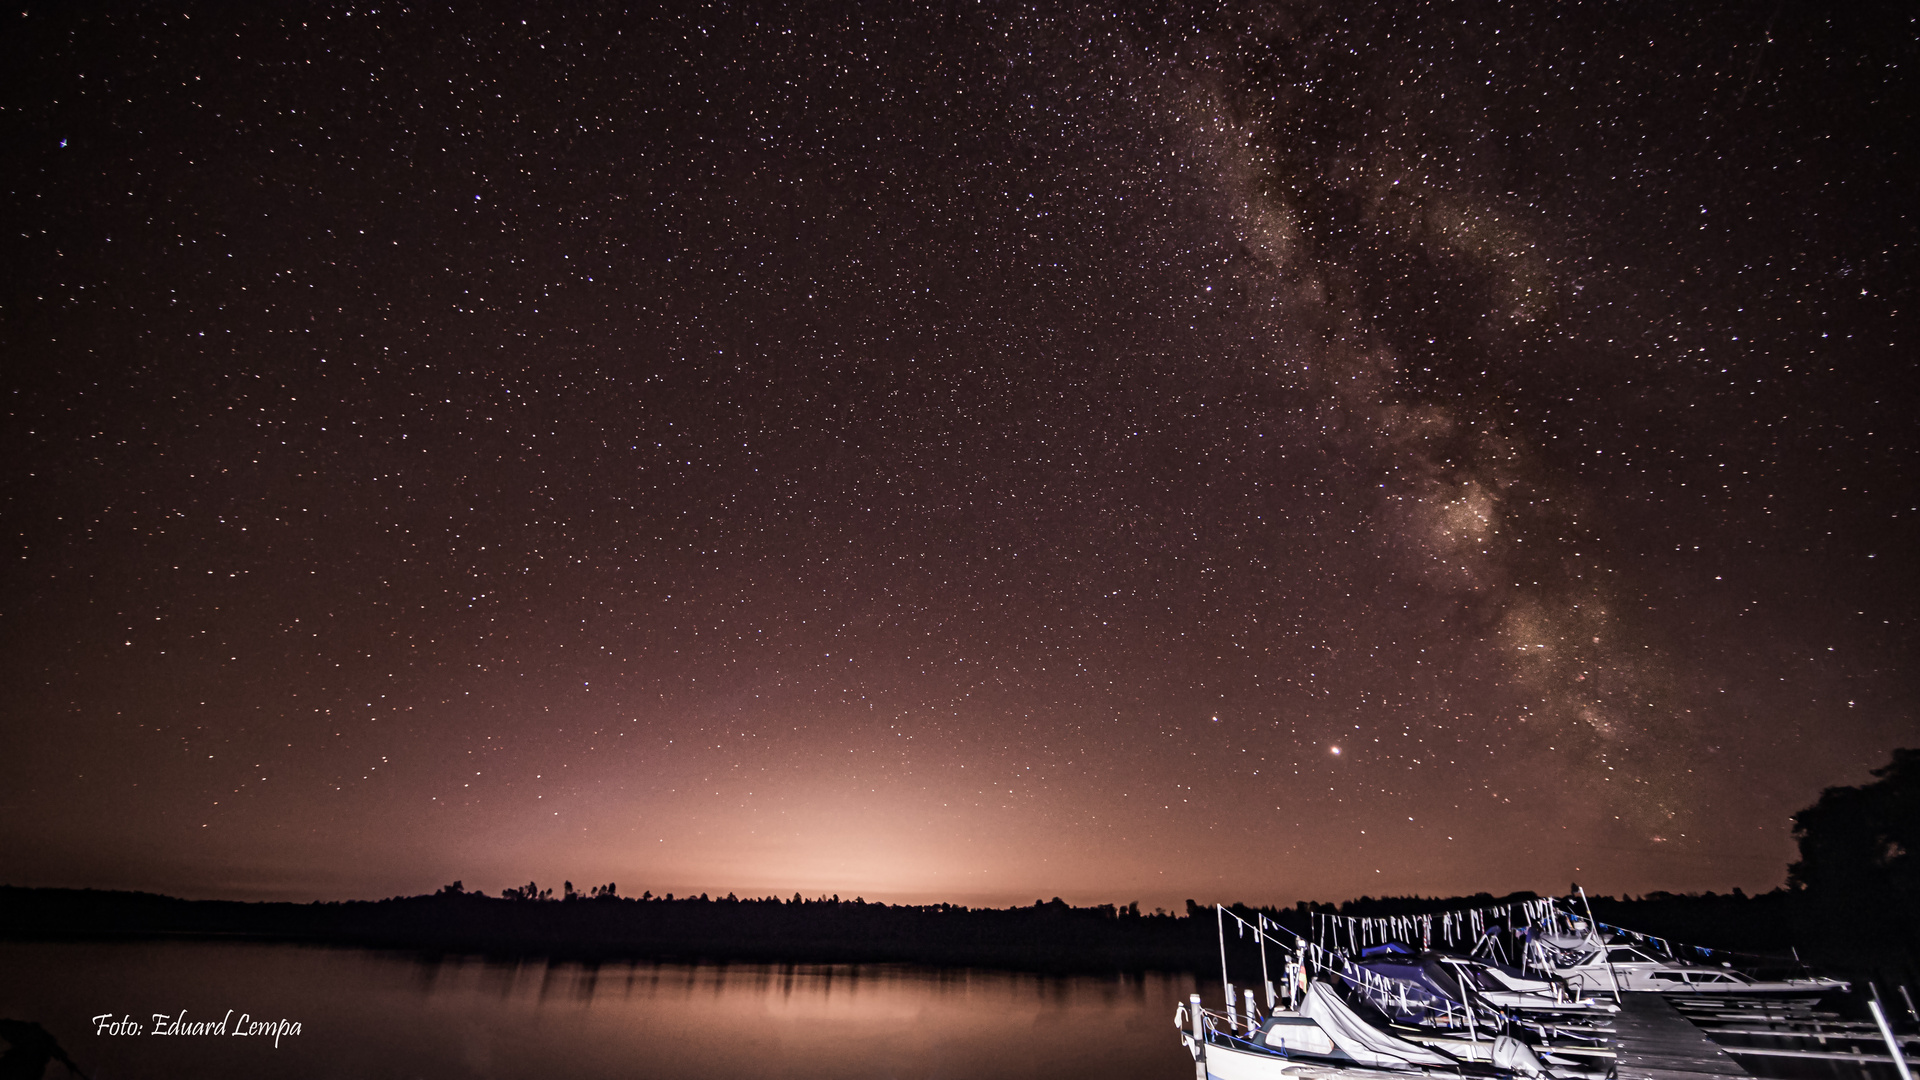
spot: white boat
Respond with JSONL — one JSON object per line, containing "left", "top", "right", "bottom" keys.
{"left": 1352, "top": 948, "right": 1620, "bottom": 1019}
{"left": 1182, "top": 907, "right": 1610, "bottom": 1080}
{"left": 1179, "top": 981, "right": 1554, "bottom": 1079}
{"left": 1548, "top": 940, "right": 1846, "bottom": 999}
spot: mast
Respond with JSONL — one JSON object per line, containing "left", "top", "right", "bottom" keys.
{"left": 1576, "top": 886, "right": 1623, "bottom": 1003}
{"left": 1259, "top": 913, "right": 1274, "bottom": 1008}
{"left": 1217, "top": 903, "right": 1235, "bottom": 1027}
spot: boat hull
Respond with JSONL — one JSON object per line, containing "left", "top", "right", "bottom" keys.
{"left": 1556, "top": 964, "right": 1844, "bottom": 998}
{"left": 1201, "top": 1041, "right": 1414, "bottom": 1080}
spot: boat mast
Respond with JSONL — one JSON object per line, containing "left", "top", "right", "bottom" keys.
{"left": 1258, "top": 913, "right": 1274, "bottom": 1009}
{"left": 1217, "top": 903, "right": 1235, "bottom": 1027}
{"left": 1576, "top": 886, "right": 1623, "bottom": 1003}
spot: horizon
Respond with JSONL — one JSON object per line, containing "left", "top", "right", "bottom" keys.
{"left": 0, "top": 879, "right": 1703, "bottom": 907}
{"left": 0, "top": 871, "right": 1787, "bottom": 912}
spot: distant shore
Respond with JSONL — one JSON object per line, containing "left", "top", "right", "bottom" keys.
{"left": 2, "top": 885, "right": 1216, "bottom": 973}
{"left": 5, "top": 884, "right": 1907, "bottom": 984}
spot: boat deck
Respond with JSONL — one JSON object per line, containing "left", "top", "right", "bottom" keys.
{"left": 1610, "top": 994, "right": 1753, "bottom": 1080}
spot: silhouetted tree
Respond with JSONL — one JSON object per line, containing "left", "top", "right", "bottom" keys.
{"left": 1789, "top": 748, "right": 1920, "bottom": 896}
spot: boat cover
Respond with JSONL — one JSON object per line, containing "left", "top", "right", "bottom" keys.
{"left": 1491, "top": 1035, "right": 1547, "bottom": 1077}
{"left": 1298, "top": 982, "right": 1455, "bottom": 1069}
{"left": 1353, "top": 956, "right": 1468, "bottom": 1001}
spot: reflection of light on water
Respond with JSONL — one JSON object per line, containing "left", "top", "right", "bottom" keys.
{"left": 755, "top": 968, "right": 938, "bottom": 1024}
{"left": 420, "top": 955, "right": 1200, "bottom": 1078}
{"left": 3, "top": 937, "right": 1213, "bottom": 1068}
{"left": 420, "top": 955, "right": 1166, "bottom": 1025}
{"left": 5, "top": 940, "right": 1200, "bottom": 1078}
{"left": 412, "top": 952, "right": 1193, "bottom": 1038}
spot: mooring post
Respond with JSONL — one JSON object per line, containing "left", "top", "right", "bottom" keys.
{"left": 1190, "top": 991, "right": 1207, "bottom": 1080}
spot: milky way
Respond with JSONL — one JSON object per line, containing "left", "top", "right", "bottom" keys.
{"left": 2, "top": 2, "right": 1911, "bottom": 907}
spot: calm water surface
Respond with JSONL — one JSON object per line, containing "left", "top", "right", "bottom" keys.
{"left": 1, "top": 940, "right": 1203, "bottom": 1078}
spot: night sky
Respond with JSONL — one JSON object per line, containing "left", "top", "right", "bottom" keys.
{"left": 3, "top": 2, "right": 1913, "bottom": 909}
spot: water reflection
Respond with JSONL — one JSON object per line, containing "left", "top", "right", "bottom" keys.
{"left": 0, "top": 941, "right": 1199, "bottom": 1079}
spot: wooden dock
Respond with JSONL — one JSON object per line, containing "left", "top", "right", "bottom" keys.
{"left": 1610, "top": 994, "right": 1753, "bottom": 1080}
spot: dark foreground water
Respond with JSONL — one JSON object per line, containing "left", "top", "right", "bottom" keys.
{"left": 0, "top": 940, "right": 1203, "bottom": 1079}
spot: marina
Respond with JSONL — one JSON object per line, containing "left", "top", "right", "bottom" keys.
{"left": 1179, "top": 896, "right": 1915, "bottom": 1080}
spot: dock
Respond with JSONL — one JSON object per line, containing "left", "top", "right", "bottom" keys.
{"left": 1610, "top": 994, "right": 1753, "bottom": 1080}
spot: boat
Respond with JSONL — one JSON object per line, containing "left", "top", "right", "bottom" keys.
{"left": 1178, "top": 894, "right": 1856, "bottom": 1080}
{"left": 1180, "top": 906, "right": 1616, "bottom": 1080}
{"left": 1332, "top": 947, "right": 1616, "bottom": 1076}
{"left": 1180, "top": 980, "right": 1558, "bottom": 1079}
{"left": 1542, "top": 938, "right": 1847, "bottom": 1000}
{"left": 1352, "top": 945, "right": 1620, "bottom": 1019}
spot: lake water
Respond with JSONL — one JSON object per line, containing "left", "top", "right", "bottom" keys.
{"left": 0, "top": 940, "right": 1205, "bottom": 1079}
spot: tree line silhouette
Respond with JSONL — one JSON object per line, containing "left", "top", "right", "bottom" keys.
{"left": 0, "top": 884, "right": 1218, "bottom": 972}
{"left": 3, "top": 749, "right": 1912, "bottom": 979}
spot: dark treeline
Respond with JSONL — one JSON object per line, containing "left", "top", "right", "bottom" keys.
{"left": 0, "top": 882, "right": 1591, "bottom": 975}
{"left": 0, "top": 885, "right": 1225, "bottom": 973}
{"left": 6, "top": 750, "right": 1911, "bottom": 979}
{"left": 0, "top": 882, "right": 1562, "bottom": 974}
{"left": 0, "top": 881, "right": 1909, "bottom": 980}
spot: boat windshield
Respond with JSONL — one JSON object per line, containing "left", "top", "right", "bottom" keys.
{"left": 1689, "top": 970, "right": 1752, "bottom": 984}
{"left": 1461, "top": 966, "right": 1506, "bottom": 992}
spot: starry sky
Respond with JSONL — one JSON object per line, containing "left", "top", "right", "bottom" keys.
{"left": 2, "top": 1, "right": 1913, "bottom": 909}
